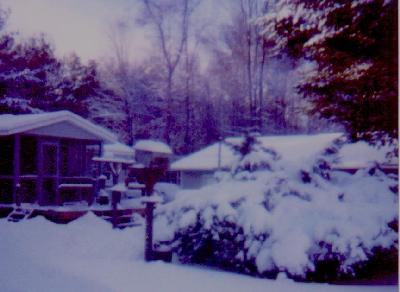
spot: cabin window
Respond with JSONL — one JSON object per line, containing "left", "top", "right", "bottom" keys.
{"left": 61, "top": 142, "right": 82, "bottom": 177}
{"left": 20, "top": 136, "right": 37, "bottom": 175}
{"left": 43, "top": 144, "right": 58, "bottom": 175}
{"left": 0, "top": 178, "right": 13, "bottom": 203}
{"left": 85, "top": 144, "right": 100, "bottom": 176}
{"left": 0, "top": 136, "right": 14, "bottom": 175}
{"left": 60, "top": 142, "right": 99, "bottom": 177}
{"left": 20, "top": 179, "right": 36, "bottom": 203}
{"left": 61, "top": 143, "right": 68, "bottom": 176}
{"left": 71, "top": 144, "right": 84, "bottom": 176}
{"left": 42, "top": 179, "right": 56, "bottom": 205}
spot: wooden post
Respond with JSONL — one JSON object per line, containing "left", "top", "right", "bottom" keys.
{"left": 15, "top": 183, "right": 21, "bottom": 207}
{"left": 13, "top": 135, "right": 20, "bottom": 205}
{"left": 111, "top": 190, "right": 121, "bottom": 229}
{"left": 98, "top": 142, "right": 103, "bottom": 177}
{"left": 144, "top": 200, "right": 156, "bottom": 261}
{"left": 97, "top": 176, "right": 106, "bottom": 189}
{"left": 55, "top": 140, "right": 61, "bottom": 206}
{"left": 37, "top": 138, "right": 43, "bottom": 205}
{"left": 87, "top": 184, "right": 94, "bottom": 207}
{"left": 112, "top": 173, "right": 118, "bottom": 185}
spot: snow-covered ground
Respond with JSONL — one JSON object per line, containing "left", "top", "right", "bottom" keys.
{"left": 0, "top": 214, "right": 397, "bottom": 292}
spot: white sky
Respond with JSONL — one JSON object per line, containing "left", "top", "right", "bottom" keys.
{"left": 2, "top": 0, "right": 230, "bottom": 65}
{"left": 3, "top": 0, "right": 152, "bottom": 63}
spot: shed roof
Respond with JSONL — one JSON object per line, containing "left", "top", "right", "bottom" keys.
{"left": 0, "top": 110, "right": 117, "bottom": 142}
{"left": 171, "top": 133, "right": 395, "bottom": 172}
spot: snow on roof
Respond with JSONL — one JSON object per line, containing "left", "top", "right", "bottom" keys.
{"left": 134, "top": 139, "right": 173, "bottom": 154}
{"left": 94, "top": 142, "right": 135, "bottom": 164}
{"left": 172, "top": 133, "right": 398, "bottom": 172}
{"left": 171, "top": 142, "right": 235, "bottom": 171}
{"left": 171, "top": 133, "right": 343, "bottom": 171}
{"left": 0, "top": 110, "right": 117, "bottom": 142}
{"left": 103, "top": 142, "right": 134, "bottom": 157}
{"left": 92, "top": 156, "right": 134, "bottom": 164}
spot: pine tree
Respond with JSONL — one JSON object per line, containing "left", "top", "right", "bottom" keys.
{"left": 0, "top": 35, "right": 61, "bottom": 114}
{"left": 260, "top": 0, "right": 398, "bottom": 141}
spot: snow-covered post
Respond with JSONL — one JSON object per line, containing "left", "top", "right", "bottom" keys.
{"left": 145, "top": 201, "right": 155, "bottom": 261}
{"left": 142, "top": 196, "right": 162, "bottom": 261}
{"left": 15, "top": 183, "right": 21, "bottom": 207}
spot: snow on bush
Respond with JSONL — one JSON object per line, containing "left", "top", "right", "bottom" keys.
{"left": 154, "top": 134, "right": 398, "bottom": 279}
{"left": 154, "top": 182, "right": 181, "bottom": 203}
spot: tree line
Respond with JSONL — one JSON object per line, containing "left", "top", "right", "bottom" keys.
{"left": 0, "top": 0, "right": 397, "bottom": 154}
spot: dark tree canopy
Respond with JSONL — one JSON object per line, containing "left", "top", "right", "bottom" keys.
{"left": 262, "top": 0, "right": 398, "bottom": 142}
{"left": 0, "top": 9, "right": 111, "bottom": 118}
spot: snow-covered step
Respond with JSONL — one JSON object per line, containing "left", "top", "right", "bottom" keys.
{"left": 7, "top": 208, "right": 33, "bottom": 222}
{"left": 97, "top": 212, "right": 144, "bottom": 229}
{"left": 116, "top": 221, "right": 142, "bottom": 229}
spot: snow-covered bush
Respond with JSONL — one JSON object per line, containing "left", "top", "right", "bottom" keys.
{"left": 154, "top": 182, "right": 180, "bottom": 203}
{"left": 154, "top": 135, "right": 398, "bottom": 281}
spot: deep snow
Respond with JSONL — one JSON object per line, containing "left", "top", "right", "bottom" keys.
{"left": 0, "top": 214, "right": 397, "bottom": 292}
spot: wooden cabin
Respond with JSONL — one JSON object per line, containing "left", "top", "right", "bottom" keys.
{"left": 0, "top": 111, "right": 117, "bottom": 206}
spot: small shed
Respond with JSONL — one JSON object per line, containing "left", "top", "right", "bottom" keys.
{"left": 171, "top": 133, "right": 350, "bottom": 189}
{"left": 133, "top": 140, "right": 173, "bottom": 168}
{"left": 172, "top": 133, "right": 399, "bottom": 189}
{"left": 0, "top": 111, "right": 117, "bottom": 206}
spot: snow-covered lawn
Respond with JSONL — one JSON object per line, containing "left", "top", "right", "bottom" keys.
{"left": 0, "top": 214, "right": 396, "bottom": 292}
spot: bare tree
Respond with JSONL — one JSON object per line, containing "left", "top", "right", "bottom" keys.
{"left": 104, "top": 20, "right": 137, "bottom": 145}
{"left": 103, "top": 20, "right": 162, "bottom": 145}
{"left": 204, "top": 0, "right": 268, "bottom": 133}
{"left": 139, "top": 0, "right": 200, "bottom": 144}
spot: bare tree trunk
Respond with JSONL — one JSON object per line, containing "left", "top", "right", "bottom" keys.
{"left": 240, "top": 0, "right": 254, "bottom": 128}
{"left": 142, "top": 0, "right": 192, "bottom": 144}
{"left": 258, "top": 41, "right": 267, "bottom": 131}
{"left": 183, "top": 40, "right": 191, "bottom": 152}
{"left": 124, "top": 99, "right": 134, "bottom": 146}
{"left": 107, "top": 22, "right": 136, "bottom": 145}
{"left": 164, "top": 71, "right": 173, "bottom": 144}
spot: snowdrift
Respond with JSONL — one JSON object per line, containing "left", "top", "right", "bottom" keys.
{"left": 2, "top": 212, "right": 396, "bottom": 291}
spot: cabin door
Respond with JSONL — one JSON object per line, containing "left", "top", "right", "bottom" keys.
{"left": 40, "top": 142, "right": 60, "bottom": 205}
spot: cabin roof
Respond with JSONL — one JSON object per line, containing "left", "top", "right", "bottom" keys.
{"left": 0, "top": 110, "right": 117, "bottom": 142}
{"left": 170, "top": 133, "right": 397, "bottom": 171}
